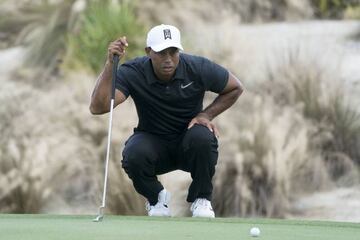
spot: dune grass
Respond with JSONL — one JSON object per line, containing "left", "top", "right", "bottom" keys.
{"left": 0, "top": 214, "right": 359, "bottom": 240}
{"left": 64, "top": 0, "right": 145, "bottom": 74}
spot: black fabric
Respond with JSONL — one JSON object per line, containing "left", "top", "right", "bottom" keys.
{"left": 121, "top": 125, "right": 218, "bottom": 205}
{"left": 115, "top": 53, "right": 229, "bottom": 140}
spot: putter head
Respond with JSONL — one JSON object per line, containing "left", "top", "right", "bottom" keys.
{"left": 93, "top": 214, "right": 103, "bottom": 222}
{"left": 93, "top": 206, "right": 104, "bottom": 222}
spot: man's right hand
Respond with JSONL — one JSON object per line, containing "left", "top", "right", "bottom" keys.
{"left": 90, "top": 36, "right": 129, "bottom": 114}
{"left": 107, "top": 36, "right": 128, "bottom": 63}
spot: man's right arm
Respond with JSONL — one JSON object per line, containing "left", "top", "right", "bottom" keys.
{"left": 89, "top": 37, "right": 128, "bottom": 115}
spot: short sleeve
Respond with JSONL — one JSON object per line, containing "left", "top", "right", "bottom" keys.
{"left": 200, "top": 58, "right": 229, "bottom": 93}
{"left": 115, "top": 65, "right": 130, "bottom": 97}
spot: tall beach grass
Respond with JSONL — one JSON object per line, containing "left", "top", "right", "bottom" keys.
{"left": 64, "top": 0, "right": 145, "bottom": 74}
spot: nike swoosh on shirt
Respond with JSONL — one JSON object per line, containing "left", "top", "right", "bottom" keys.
{"left": 180, "top": 82, "right": 194, "bottom": 89}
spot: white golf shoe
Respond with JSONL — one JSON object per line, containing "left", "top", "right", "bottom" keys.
{"left": 146, "top": 189, "right": 171, "bottom": 217}
{"left": 190, "top": 198, "right": 215, "bottom": 218}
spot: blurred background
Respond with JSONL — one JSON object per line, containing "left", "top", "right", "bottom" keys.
{"left": 0, "top": 0, "right": 359, "bottom": 222}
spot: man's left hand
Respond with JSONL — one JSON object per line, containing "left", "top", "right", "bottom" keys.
{"left": 188, "top": 113, "right": 219, "bottom": 138}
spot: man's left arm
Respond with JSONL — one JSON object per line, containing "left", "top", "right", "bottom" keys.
{"left": 188, "top": 71, "right": 244, "bottom": 137}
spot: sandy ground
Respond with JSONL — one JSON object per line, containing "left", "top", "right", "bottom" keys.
{"left": 0, "top": 47, "right": 23, "bottom": 75}
{"left": 290, "top": 187, "right": 360, "bottom": 222}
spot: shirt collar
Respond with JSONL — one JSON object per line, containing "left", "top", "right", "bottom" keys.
{"left": 144, "top": 54, "right": 185, "bottom": 85}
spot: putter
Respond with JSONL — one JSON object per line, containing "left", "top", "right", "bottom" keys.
{"left": 93, "top": 54, "right": 119, "bottom": 222}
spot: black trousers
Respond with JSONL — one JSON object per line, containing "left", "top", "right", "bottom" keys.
{"left": 121, "top": 124, "right": 218, "bottom": 205}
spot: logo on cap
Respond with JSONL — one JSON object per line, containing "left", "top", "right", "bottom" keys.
{"left": 163, "top": 29, "right": 172, "bottom": 40}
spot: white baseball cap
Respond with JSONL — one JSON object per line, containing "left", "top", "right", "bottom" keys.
{"left": 146, "top": 24, "right": 184, "bottom": 52}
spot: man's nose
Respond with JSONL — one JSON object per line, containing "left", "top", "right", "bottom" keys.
{"left": 163, "top": 53, "right": 172, "bottom": 62}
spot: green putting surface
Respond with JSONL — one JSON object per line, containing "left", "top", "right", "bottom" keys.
{"left": 0, "top": 214, "right": 359, "bottom": 240}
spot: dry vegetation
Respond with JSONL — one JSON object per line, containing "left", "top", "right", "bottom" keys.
{"left": 211, "top": 43, "right": 360, "bottom": 217}
{"left": 212, "top": 94, "right": 330, "bottom": 217}
{"left": 0, "top": 71, "right": 143, "bottom": 213}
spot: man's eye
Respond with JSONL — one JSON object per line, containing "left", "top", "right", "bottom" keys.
{"left": 170, "top": 50, "right": 178, "bottom": 55}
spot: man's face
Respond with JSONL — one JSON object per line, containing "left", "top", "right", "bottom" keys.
{"left": 146, "top": 47, "right": 180, "bottom": 81}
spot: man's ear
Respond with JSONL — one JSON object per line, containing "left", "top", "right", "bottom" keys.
{"left": 145, "top": 47, "right": 151, "bottom": 56}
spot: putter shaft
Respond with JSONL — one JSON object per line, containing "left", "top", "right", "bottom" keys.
{"left": 93, "top": 55, "right": 119, "bottom": 222}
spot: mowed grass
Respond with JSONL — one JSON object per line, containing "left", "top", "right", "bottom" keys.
{"left": 0, "top": 214, "right": 359, "bottom": 240}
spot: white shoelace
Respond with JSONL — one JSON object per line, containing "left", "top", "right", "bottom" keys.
{"left": 145, "top": 201, "right": 168, "bottom": 211}
{"left": 191, "top": 198, "right": 212, "bottom": 211}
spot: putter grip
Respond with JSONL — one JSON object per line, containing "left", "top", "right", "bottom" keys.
{"left": 111, "top": 54, "right": 119, "bottom": 100}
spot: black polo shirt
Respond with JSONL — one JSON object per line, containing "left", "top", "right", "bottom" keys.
{"left": 115, "top": 53, "right": 229, "bottom": 140}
